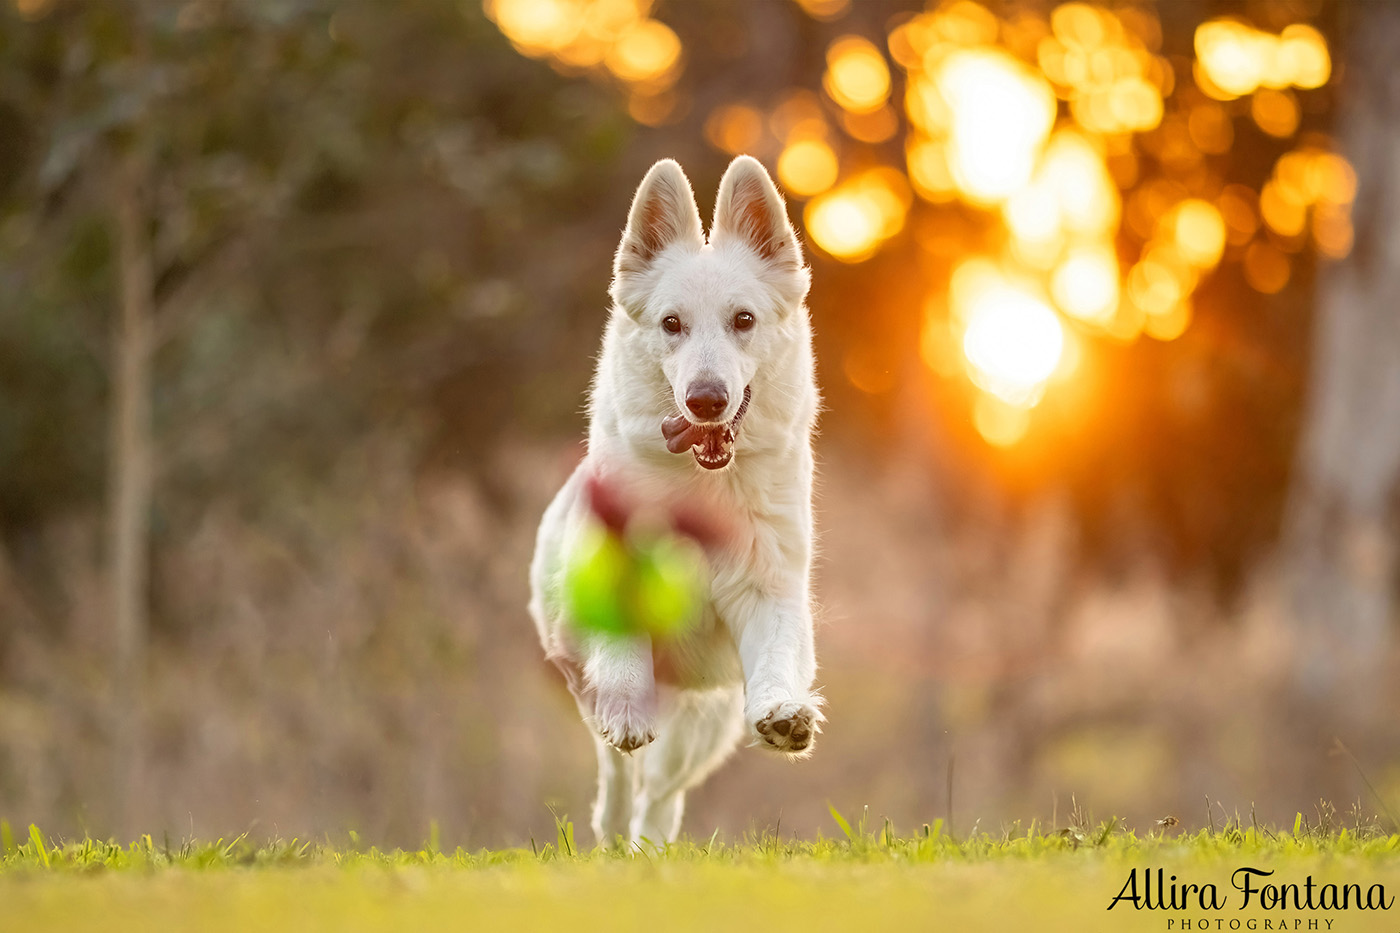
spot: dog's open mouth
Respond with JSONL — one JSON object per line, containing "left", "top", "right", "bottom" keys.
{"left": 660, "top": 386, "right": 751, "bottom": 471}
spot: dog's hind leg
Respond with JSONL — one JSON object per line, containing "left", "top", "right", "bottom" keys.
{"left": 591, "top": 736, "right": 637, "bottom": 847}
{"left": 631, "top": 685, "right": 745, "bottom": 844}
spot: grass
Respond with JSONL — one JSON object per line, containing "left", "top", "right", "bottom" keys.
{"left": 2, "top": 808, "right": 1398, "bottom": 932}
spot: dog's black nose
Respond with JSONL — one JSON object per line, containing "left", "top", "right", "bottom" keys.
{"left": 685, "top": 382, "right": 729, "bottom": 422}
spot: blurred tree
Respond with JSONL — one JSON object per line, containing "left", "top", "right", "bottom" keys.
{"left": 0, "top": 0, "right": 626, "bottom": 835}
{"left": 1280, "top": 1, "right": 1399, "bottom": 703}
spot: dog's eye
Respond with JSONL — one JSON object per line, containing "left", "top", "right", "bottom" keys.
{"left": 733, "top": 310, "right": 755, "bottom": 332}
{"left": 662, "top": 315, "right": 683, "bottom": 335}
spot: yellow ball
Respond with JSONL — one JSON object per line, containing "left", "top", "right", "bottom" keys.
{"left": 563, "top": 522, "right": 706, "bottom": 639}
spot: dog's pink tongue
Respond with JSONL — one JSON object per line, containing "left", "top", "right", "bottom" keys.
{"left": 662, "top": 414, "right": 705, "bottom": 454}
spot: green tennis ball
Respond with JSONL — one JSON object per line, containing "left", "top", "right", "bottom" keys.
{"left": 563, "top": 524, "right": 631, "bottom": 636}
{"left": 563, "top": 522, "right": 707, "bottom": 640}
{"left": 630, "top": 534, "right": 707, "bottom": 637}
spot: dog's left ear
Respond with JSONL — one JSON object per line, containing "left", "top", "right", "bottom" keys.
{"left": 710, "top": 156, "right": 804, "bottom": 273}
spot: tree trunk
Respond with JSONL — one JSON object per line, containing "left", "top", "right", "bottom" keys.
{"left": 1280, "top": 2, "right": 1399, "bottom": 709}
{"left": 109, "top": 147, "right": 154, "bottom": 834}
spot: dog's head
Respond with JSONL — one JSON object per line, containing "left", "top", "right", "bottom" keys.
{"left": 609, "top": 156, "right": 810, "bottom": 471}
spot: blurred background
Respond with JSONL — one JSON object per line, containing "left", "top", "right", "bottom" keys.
{"left": 0, "top": 0, "right": 1396, "bottom": 848}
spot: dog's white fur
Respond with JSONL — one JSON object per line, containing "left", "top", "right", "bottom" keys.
{"left": 528, "top": 156, "right": 822, "bottom": 845}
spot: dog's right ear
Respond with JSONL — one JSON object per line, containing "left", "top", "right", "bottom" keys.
{"left": 611, "top": 159, "right": 704, "bottom": 314}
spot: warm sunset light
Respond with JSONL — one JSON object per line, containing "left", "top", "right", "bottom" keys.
{"left": 777, "top": 138, "right": 839, "bottom": 198}
{"left": 9, "top": 2, "right": 1400, "bottom": 916}
{"left": 804, "top": 169, "right": 909, "bottom": 261}
{"left": 488, "top": 0, "right": 581, "bottom": 56}
{"left": 1038, "top": 3, "right": 1167, "bottom": 136}
{"left": 791, "top": 0, "right": 850, "bottom": 21}
{"left": 804, "top": 186, "right": 885, "bottom": 262}
{"left": 605, "top": 18, "right": 681, "bottom": 85}
{"left": 1051, "top": 247, "right": 1119, "bottom": 326}
{"left": 1170, "top": 199, "right": 1227, "bottom": 269}
{"left": 1039, "top": 132, "right": 1120, "bottom": 236}
{"left": 704, "top": 104, "right": 763, "bottom": 155}
{"left": 1195, "top": 19, "right": 1331, "bottom": 100}
{"left": 486, "top": 0, "right": 683, "bottom": 93}
{"left": 490, "top": 0, "right": 1362, "bottom": 448}
{"left": 938, "top": 49, "right": 1056, "bottom": 203}
{"left": 972, "top": 392, "right": 1032, "bottom": 447}
{"left": 959, "top": 272, "right": 1065, "bottom": 406}
{"left": 823, "top": 36, "right": 891, "bottom": 115}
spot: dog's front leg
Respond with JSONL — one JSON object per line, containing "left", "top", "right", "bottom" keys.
{"left": 583, "top": 634, "right": 657, "bottom": 753}
{"left": 721, "top": 586, "right": 823, "bottom": 755}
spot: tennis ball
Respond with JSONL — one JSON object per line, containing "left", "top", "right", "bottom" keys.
{"left": 563, "top": 524, "right": 632, "bottom": 637}
{"left": 563, "top": 522, "right": 707, "bottom": 639}
{"left": 631, "top": 534, "right": 707, "bottom": 637}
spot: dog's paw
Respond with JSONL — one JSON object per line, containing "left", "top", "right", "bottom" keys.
{"left": 594, "top": 691, "right": 656, "bottom": 753}
{"left": 750, "top": 698, "right": 822, "bottom": 756}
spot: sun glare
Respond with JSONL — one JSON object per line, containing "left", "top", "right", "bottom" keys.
{"left": 938, "top": 50, "right": 1056, "bottom": 203}
{"left": 1051, "top": 248, "right": 1119, "bottom": 326}
{"left": 958, "top": 271, "right": 1065, "bottom": 406}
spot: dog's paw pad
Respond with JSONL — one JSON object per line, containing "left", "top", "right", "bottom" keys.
{"left": 751, "top": 700, "right": 821, "bottom": 755}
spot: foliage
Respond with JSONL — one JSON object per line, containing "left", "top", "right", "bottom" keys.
{"left": 0, "top": 0, "right": 625, "bottom": 595}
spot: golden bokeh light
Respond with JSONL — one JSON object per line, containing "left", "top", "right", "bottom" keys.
{"left": 14, "top": 0, "right": 56, "bottom": 20}
{"left": 805, "top": 190, "right": 883, "bottom": 262}
{"left": 1187, "top": 100, "right": 1234, "bottom": 154}
{"left": 777, "top": 139, "right": 839, "bottom": 198}
{"left": 1051, "top": 247, "right": 1119, "bottom": 326}
{"left": 1038, "top": 131, "right": 1119, "bottom": 236}
{"left": 1038, "top": 3, "right": 1166, "bottom": 135}
{"left": 823, "top": 36, "right": 892, "bottom": 115}
{"left": 1312, "top": 204, "right": 1354, "bottom": 260}
{"left": 841, "top": 105, "right": 899, "bottom": 144}
{"left": 1004, "top": 183, "right": 1061, "bottom": 266}
{"left": 1306, "top": 152, "right": 1358, "bottom": 206}
{"left": 486, "top": 0, "right": 684, "bottom": 94}
{"left": 1142, "top": 297, "right": 1192, "bottom": 341}
{"left": 973, "top": 392, "right": 1032, "bottom": 447}
{"left": 1128, "top": 254, "right": 1184, "bottom": 318}
{"left": 605, "top": 18, "right": 682, "bottom": 85}
{"left": 1217, "top": 185, "right": 1259, "bottom": 246}
{"left": 1251, "top": 88, "right": 1300, "bottom": 138}
{"left": 1195, "top": 18, "right": 1331, "bottom": 100}
{"left": 487, "top": 0, "right": 583, "bottom": 57}
{"left": 1279, "top": 24, "right": 1331, "bottom": 90}
{"left": 704, "top": 104, "right": 764, "bottom": 155}
{"left": 486, "top": 0, "right": 1355, "bottom": 447}
{"left": 958, "top": 270, "right": 1065, "bottom": 405}
{"left": 1170, "top": 199, "right": 1227, "bottom": 269}
{"left": 792, "top": 0, "right": 850, "bottom": 22}
{"left": 1243, "top": 241, "right": 1290, "bottom": 294}
{"left": 804, "top": 169, "right": 909, "bottom": 263}
{"left": 919, "top": 308, "right": 961, "bottom": 378}
{"left": 905, "top": 137, "right": 956, "bottom": 202}
{"left": 938, "top": 49, "right": 1057, "bottom": 203}
{"left": 1260, "top": 180, "right": 1307, "bottom": 239}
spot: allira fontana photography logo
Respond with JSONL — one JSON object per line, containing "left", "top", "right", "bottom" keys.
{"left": 1107, "top": 867, "right": 1394, "bottom": 929}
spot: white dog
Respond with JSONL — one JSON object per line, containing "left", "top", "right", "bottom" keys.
{"left": 528, "top": 156, "right": 823, "bottom": 845}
